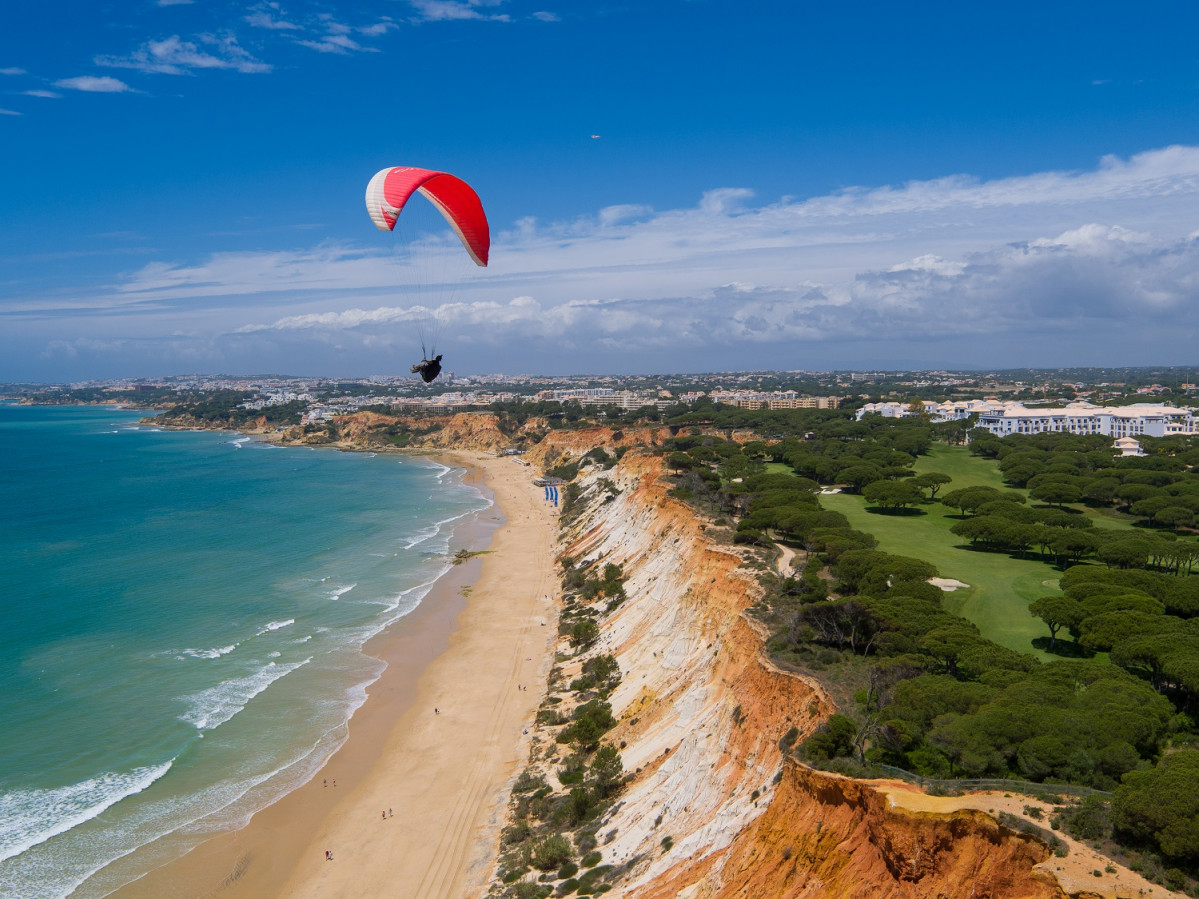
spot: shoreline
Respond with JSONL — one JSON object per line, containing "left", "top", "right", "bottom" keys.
{"left": 115, "top": 450, "right": 558, "bottom": 898}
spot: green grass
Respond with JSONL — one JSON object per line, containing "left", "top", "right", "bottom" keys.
{"left": 825, "top": 445, "right": 1094, "bottom": 657}
{"left": 916, "top": 445, "right": 1139, "bottom": 533}
{"left": 913, "top": 444, "right": 1006, "bottom": 490}
{"left": 771, "top": 443, "right": 1164, "bottom": 657}
{"left": 821, "top": 490, "right": 1057, "bottom": 659}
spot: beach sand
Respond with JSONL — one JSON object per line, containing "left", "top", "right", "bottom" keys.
{"left": 116, "top": 451, "right": 557, "bottom": 899}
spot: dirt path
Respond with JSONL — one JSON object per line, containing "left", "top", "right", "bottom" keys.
{"left": 775, "top": 541, "right": 798, "bottom": 577}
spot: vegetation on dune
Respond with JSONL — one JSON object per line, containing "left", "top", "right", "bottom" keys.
{"left": 490, "top": 558, "right": 630, "bottom": 898}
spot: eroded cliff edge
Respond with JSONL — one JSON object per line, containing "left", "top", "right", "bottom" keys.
{"left": 499, "top": 444, "right": 1075, "bottom": 899}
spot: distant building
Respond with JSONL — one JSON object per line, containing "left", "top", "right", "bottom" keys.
{"left": 856, "top": 399, "right": 1001, "bottom": 421}
{"left": 537, "top": 388, "right": 662, "bottom": 410}
{"left": 713, "top": 391, "right": 841, "bottom": 410}
{"left": 857, "top": 399, "right": 1198, "bottom": 439}
{"left": 1114, "top": 437, "right": 1146, "bottom": 456}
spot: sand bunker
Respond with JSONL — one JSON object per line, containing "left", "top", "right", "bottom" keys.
{"left": 929, "top": 577, "right": 969, "bottom": 591}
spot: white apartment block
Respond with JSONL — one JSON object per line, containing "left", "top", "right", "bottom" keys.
{"left": 713, "top": 391, "right": 842, "bottom": 410}
{"left": 855, "top": 399, "right": 1004, "bottom": 421}
{"left": 857, "top": 400, "right": 1197, "bottom": 439}
{"left": 975, "top": 402, "right": 1196, "bottom": 438}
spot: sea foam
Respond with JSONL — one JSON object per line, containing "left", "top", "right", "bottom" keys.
{"left": 0, "top": 761, "right": 174, "bottom": 863}
{"left": 256, "top": 618, "right": 295, "bottom": 635}
{"left": 175, "top": 644, "right": 238, "bottom": 660}
{"left": 180, "top": 658, "right": 310, "bottom": 731}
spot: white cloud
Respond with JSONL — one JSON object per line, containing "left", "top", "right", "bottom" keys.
{"left": 15, "top": 145, "right": 1199, "bottom": 373}
{"left": 22, "top": 89, "right": 61, "bottom": 99}
{"left": 532, "top": 11, "right": 560, "bottom": 23}
{"left": 297, "top": 34, "right": 366, "bottom": 53}
{"left": 96, "top": 34, "right": 271, "bottom": 75}
{"left": 358, "top": 21, "right": 396, "bottom": 36}
{"left": 156, "top": 0, "right": 194, "bottom": 6}
{"left": 0, "top": 108, "right": 21, "bottom": 116}
{"left": 246, "top": 7, "right": 302, "bottom": 31}
{"left": 699, "top": 187, "right": 754, "bottom": 215}
{"left": 114, "top": 245, "right": 392, "bottom": 302}
{"left": 407, "top": 0, "right": 511, "bottom": 22}
{"left": 598, "top": 204, "right": 652, "bottom": 225}
{"left": 1, "top": 67, "right": 26, "bottom": 75}
{"left": 53, "top": 76, "right": 134, "bottom": 92}
{"left": 294, "top": 14, "right": 394, "bottom": 53}
{"left": 236, "top": 220, "right": 1196, "bottom": 348}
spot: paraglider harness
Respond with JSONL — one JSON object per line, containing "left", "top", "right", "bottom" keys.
{"left": 411, "top": 354, "right": 442, "bottom": 384}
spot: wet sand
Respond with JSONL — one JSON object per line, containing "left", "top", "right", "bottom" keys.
{"left": 116, "top": 451, "right": 558, "bottom": 898}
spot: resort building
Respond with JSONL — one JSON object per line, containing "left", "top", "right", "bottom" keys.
{"left": 975, "top": 402, "right": 1196, "bottom": 438}
{"left": 1114, "top": 437, "right": 1146, "bottom": 457}
{"left": 855, "top": 399, "right": 1004, "bottom": 421}
{"left": 858, "top": 399, "right": 1197, "bottom": 439}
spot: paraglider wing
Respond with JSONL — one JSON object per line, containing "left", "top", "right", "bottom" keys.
{"left": 365, "top": 166, "right": 490, "bottom": 266}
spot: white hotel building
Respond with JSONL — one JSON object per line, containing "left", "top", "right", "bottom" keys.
{"left": 855, "top": 399, "right": 1006, "bottom": 421}
{"left": 975, "top": 402, "right": 1196, "bottom": 438}
{"left": 857, "top": 400, "right": 1197, "bottom": 439}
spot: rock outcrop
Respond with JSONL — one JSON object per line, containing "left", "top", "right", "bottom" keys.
{"left": 635, "top": 761, "right": 1064, "bottom": 898}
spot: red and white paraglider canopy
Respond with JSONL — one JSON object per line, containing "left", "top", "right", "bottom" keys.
{"left": 365, "top": 166, "right": 490, "bottom": 266}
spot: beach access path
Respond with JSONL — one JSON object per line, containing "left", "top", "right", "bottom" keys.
{"left": 117, "top": 451, "right": 558, "bottom": 899}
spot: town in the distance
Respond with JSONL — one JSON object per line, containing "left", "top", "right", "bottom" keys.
{"left": 6, "top": 366, "right": 1199, "bottom": 434}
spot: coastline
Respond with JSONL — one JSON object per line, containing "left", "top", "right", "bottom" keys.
{"left": 114, "top": 450, "right": 558, "bottom": 898}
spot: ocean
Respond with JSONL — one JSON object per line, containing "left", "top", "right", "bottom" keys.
{"left": 0, "top": 404, "right": 491, "bottom": 898}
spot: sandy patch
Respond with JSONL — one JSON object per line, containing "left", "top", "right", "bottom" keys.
{"left": 929, "top": 576, "right": 970, "bottom": 591}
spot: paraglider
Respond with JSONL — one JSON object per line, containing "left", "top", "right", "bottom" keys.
{"left": 411, "top": 354, "right": 442, "bottom": 384}
{"left": 366, "top": 166, "right": 490, "bottom": 384}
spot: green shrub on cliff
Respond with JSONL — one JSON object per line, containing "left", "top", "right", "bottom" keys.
{"left": 529, "top": 833, "right": 573, "bottom": 870}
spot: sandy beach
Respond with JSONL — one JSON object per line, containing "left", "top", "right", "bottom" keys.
{"left": 117, "top": 451, "right": 558, "bottom": 899}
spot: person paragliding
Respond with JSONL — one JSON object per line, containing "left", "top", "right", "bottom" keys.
{"left": 365, "top": 166, "right": 490, "bottom": 383}
{"left": 410, "top": 354, "right": 442, "bottom": 383}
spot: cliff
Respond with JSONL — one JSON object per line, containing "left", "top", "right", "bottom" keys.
{"left": 509, "top": 449, "right": 1099, "bottom": 898}
{"left": 637, "top": 761, "right": 1064, "bottom": 898}
{"left": 147, "top": 410, "right": 748, "bottom": 462}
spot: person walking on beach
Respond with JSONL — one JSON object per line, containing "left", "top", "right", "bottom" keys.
{"left": 325, "top": 850, "right": 332, "bottom": 861}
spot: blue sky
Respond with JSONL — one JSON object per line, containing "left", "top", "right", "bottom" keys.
{"left": 4, "top": 1, "right": 1199, "bottom": 381}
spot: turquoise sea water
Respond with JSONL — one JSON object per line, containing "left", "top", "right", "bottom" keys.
{"left": 0, "top": 404, "right": 490, "bottom": 898}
